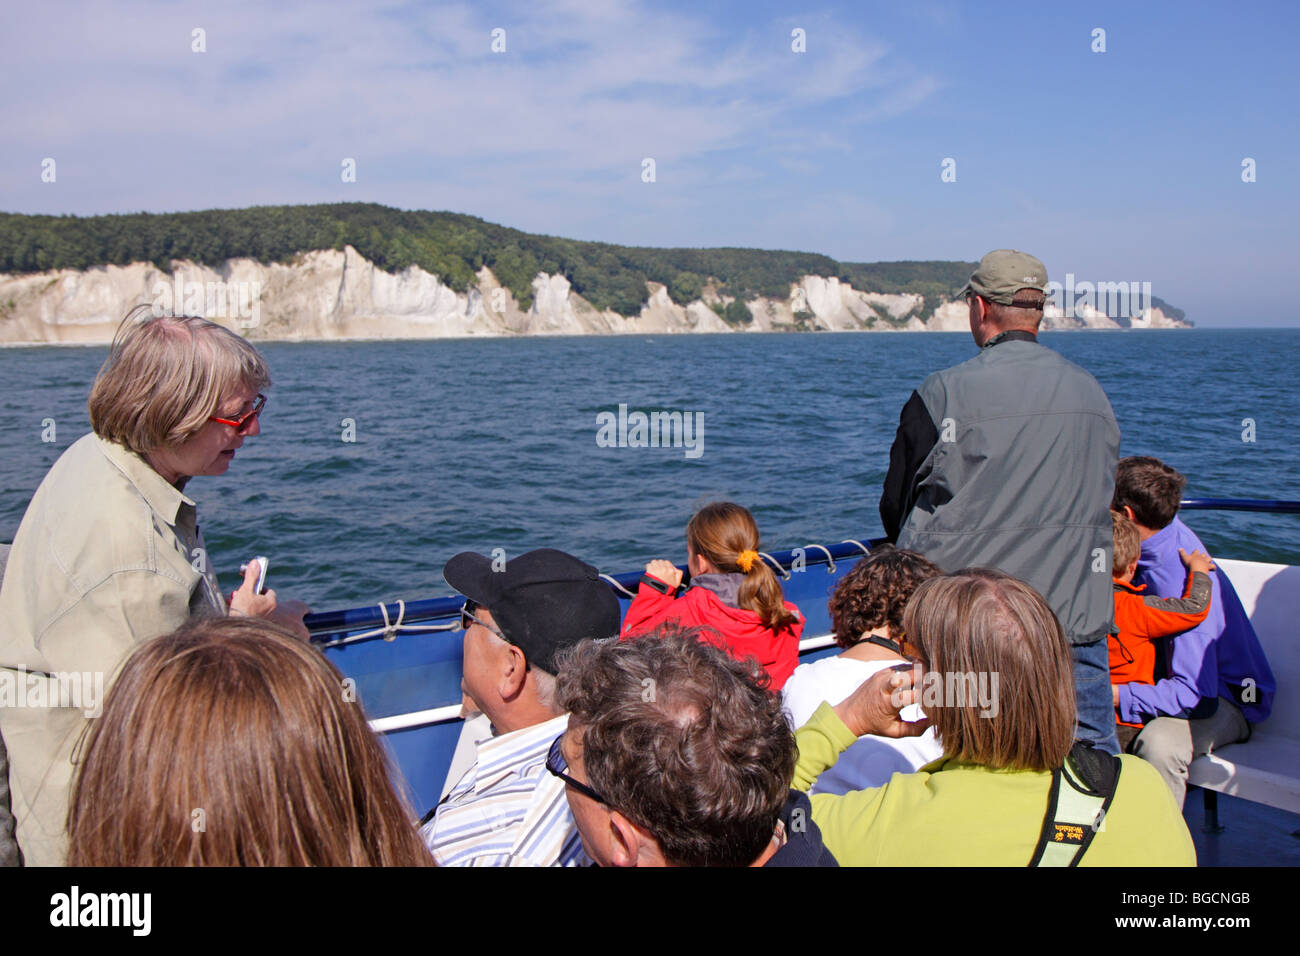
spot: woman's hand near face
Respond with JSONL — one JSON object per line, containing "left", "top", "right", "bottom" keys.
{"left": 229, "top": 561, "right": 311, "bottom": 640}
{"left": 833, "top": 662, "right": 931, "bottom": 740}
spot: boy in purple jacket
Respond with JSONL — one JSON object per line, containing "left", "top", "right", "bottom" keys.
{"left": 1111, "top": 457, "right": 1276, "bottom": 808}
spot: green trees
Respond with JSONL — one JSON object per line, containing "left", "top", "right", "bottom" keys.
{"left": 0, "top": 203, "right": 990, "bottom": 316}
{"left": 722, "top": 300, "right": 751, "bottom": 326}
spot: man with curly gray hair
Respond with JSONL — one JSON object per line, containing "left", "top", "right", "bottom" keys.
{"left": 549, "top": 623, "right": 845, "bottom": 867}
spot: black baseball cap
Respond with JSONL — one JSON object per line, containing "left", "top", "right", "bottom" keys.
{"left": 444, "top": 548, "right": 621, "bottom": 674}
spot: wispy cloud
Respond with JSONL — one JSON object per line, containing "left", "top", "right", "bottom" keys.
{"left": 2, "top": 2, "right": 1296, "bottom": 323}
{"left": 0, "top": 0, "right": 940, "bottom": 223}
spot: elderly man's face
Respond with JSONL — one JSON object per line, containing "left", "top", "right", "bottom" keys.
{"left": 460, "top": 607, "right": 506, "bottom": 726}
{"left": 559, "top": 723, "right": 615, "bottom": 866}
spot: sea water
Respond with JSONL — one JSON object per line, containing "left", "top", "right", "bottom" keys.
{"left": 2, "top": 328, "right": 1297, "bottom": 610}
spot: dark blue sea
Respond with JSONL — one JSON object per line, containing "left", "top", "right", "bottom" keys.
{"left": 2, "top": 329, "right": 1298, "bottom": 611}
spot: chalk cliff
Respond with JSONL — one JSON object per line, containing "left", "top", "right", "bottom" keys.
{"left": 0, "top": 246, "right": 1191, "bottom": 345}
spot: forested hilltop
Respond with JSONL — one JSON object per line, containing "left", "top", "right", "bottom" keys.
{"left": 0, "top": 203, "right": 1189, "bottom": 345}
{"left": 0, "top": 203, "right": 990, "bottom": 317}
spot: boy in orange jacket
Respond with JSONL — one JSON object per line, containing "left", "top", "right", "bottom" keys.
{"left": 1109, "top": 509, "right": 1214, "bottom": 751}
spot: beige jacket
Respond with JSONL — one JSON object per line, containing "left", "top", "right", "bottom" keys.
{"left": 0, "top": 433, "right": 224, "bottom": 866}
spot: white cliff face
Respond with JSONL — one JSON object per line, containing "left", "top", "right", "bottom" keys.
{"left": 0, "top": 248, "right": 1190, "bottom": 345}
{"left": 1129, "top": 306, "right": 1185, "bottom": 329}
{"left": 795, "top": 276, "right": 879, "bottom": 330}
{"left": 1043, "top": 300, "right": 1121, "bottom": 330}
{"left": 526, "top": 273, "right": 586, "bottom": 334}
{"left": 685, "top": 301, "right": 730, "bottom": 333}
{"left": 786, "top": 279, "right": 933, "bottom": 331}
{"left": 864, "top": 291, "right": 924, "bottom": 320}
{"left": 635, "top": 283, "right": 691, "bottom": 333}
{"left": 927, "top": 299, "right": 970, "bottom": 332}
{"left": 0, "top": 262, "right": 167, "bottom": 343}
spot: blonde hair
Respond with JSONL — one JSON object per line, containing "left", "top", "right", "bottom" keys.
{"left": 67, "top": 617, "right": 433, "bottom": 866}
{"left": 903, "top": 569, "right": 1075, "bottom": 771}
{"left": 1111, "top": 509, "right": 1141, "bottom": 576}
{"left": 88, "top": 305, "right": 271, "bottom": 455}
{"left": 686, "top": 502, "right": 798, "bottom": 633}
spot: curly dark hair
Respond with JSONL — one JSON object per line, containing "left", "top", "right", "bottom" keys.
{"left": 554, "top": 622, "right": 795, "bottom": 867}
{"left": 828, "top": 545, "right": 943, "bottom": 649}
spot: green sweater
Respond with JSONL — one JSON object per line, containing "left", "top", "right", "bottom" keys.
{"left": 794, "top": 702, "right": 1196, "bottom": 866}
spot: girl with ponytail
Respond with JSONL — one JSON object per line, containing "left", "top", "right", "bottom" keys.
{"left": 621, "top": 502, "right": 803, "bottom": 690}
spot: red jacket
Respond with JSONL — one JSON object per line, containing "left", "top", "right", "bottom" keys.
{"left": 621, "top": 574, "right": 803, "bottom": 690}
{"left": 1109, "top": 570, "right": 1212, "bottom": 728}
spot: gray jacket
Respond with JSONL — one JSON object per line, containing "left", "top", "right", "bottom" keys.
{"left": 888, "top": 333, "right": 1120, "bottom": 645}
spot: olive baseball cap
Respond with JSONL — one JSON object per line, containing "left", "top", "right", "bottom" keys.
{"left": 444, "top": 548, "right": 621, "bottom": 674}
{"left": 957, "top": 250, "right": 1049, "bottom": 305}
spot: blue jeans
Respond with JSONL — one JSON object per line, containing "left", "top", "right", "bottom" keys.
{"left": 1071, "top": 638, "right": 1120, "bottom": 754}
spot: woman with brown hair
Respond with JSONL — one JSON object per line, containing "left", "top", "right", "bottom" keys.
{"left": 621, "top": 502, "right": 802, "bottom": 689}
{"left": 791, "top": 569, "right": 1195, "bottom": 866}
{"left": 67, "top": 617, "right": 433, "bottom": 866}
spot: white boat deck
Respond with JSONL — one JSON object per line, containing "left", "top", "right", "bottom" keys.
{"left": 1180, "top": 559, "right": 1300, "bottom": 865}
{"left": 1185, "top": 561, "right": 1300, "bottom": 816}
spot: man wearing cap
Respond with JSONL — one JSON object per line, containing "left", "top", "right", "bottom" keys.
{"left": 880, "top": 250, "right": 1121, "bottom": 753}
{"left": 419, "top": 547, "right": 621, "bottom": 866}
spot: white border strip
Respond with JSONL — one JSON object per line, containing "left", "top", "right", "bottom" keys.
{"left": 367, "top": 632, "right": 839, "bottom": 735}
{"left": 369, "top": 703, "right": 462, "bottom": 734}
{"left": 799, "top": 632, "right": 838, "bottom": 652}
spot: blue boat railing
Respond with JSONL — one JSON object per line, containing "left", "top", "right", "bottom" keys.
{"left": 1181, "top": 498, "right": 1300, "bottom": 514}
{"left": 306, "top": 537, "right": 888, "bottom": 641}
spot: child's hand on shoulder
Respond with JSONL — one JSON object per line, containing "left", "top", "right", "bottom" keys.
{"left": 1178, "top": 548, "right": 1215, "bottom": 575}
{"left": 645, "top": 560, "right": 683, "bottom": 590}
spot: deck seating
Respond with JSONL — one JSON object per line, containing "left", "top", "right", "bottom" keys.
{"left": 1187, "top": 560, "right": 1300, "bottom": 815}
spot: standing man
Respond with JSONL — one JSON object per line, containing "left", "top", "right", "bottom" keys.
{"left": 880, "top": 250, "right": 1121, "bottom": 753}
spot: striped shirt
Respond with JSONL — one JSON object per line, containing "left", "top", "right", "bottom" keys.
{"left": 420, "top": 713, "right": 589, "bottom": 867}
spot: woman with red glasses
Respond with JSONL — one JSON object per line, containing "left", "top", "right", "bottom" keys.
{"left": 0, "top": 305, "right": 309, "bottom": 867}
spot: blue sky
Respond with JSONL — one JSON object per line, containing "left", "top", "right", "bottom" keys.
{"left": 2, "top": 0, "right": 1297, "bottom": 325}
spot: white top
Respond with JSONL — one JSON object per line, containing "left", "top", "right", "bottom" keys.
{"left": 782, "top": 655, "right": 944, "bottom": 796}
{"left": 420, "top": 712, "right": 588, "bottom": 867}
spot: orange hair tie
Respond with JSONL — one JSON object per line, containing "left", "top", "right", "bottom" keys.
{"left": 737, "top": 550, "right": 760, "bottom": 573}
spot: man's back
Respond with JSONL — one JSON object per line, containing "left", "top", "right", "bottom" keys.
{"left": 895, "top": 339, "right": 1120, "bottom": 645}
